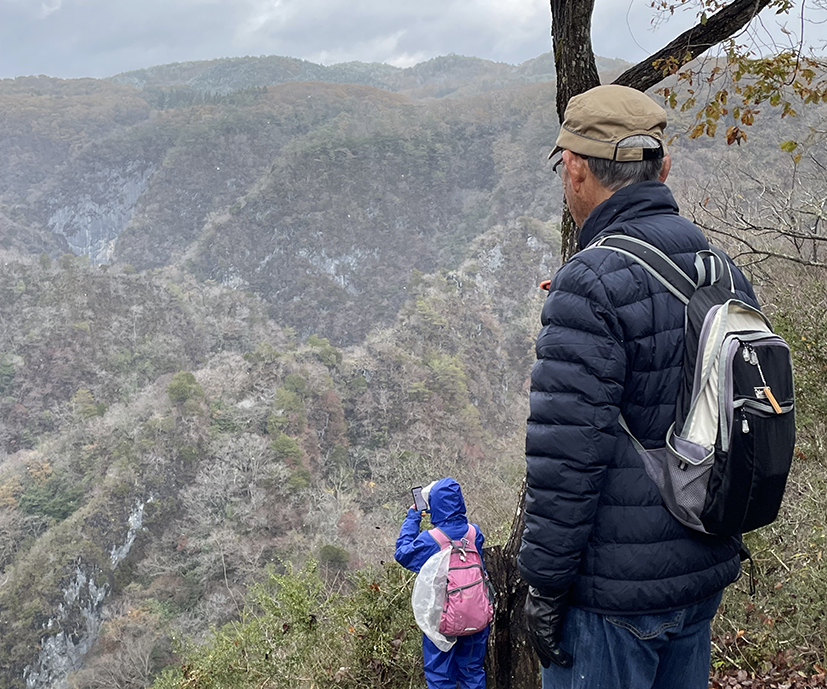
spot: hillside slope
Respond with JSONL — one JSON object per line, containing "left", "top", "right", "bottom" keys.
{"left": 0, "top": 217, "right": 559, "bottom": 689}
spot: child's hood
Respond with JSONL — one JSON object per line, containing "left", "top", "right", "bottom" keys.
{"left": 427, "top": 478, "right": 468, "bottom": 527}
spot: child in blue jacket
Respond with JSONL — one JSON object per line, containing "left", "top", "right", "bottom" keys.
{"left": 394, "top": 477, "right": 489, "bottom": 689}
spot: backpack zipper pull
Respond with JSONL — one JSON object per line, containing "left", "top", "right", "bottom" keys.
{"left": 742, "top": 416, "right": 750, "bottom": 434}
{"left": 749, "top": 348, "right": 783, "bottom": 414}
{"left": 764, "top": 387, "right": 783, "bottom": 414}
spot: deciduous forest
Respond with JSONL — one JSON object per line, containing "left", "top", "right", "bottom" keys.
{"left": 0, "top": 2, "right": 826, "bottom": 688}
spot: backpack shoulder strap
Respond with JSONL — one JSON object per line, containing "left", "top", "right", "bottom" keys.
{"left": 583, "top": 235, "right": 696, "bottom": 305}
{"left": 430, "top": 526, "right": 477, "bottom": 551}
{"left": 696, "top": 246, "right": 736, "bottom": 293}
{"left": 429, "top": 528, "right": 452, "bottom": 550}
{"left": 464, "top": 524, "right": 477, "bottom": 550}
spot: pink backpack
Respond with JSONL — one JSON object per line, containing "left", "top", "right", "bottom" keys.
{"left": 430, "top": 525, "right": 494, "bottom": 636}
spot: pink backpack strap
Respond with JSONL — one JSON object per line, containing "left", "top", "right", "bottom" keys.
{"left": 429, "top": 528, "right": 451, "bottom": 549}
{"left": 464, "top": 524, "right": 477, "bottom": 550}
{"left": 430, "top": 525, "right": 477, "bottom": 550}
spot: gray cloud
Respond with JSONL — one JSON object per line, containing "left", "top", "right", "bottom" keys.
{"left": 0, "top": 0, "right": 821, "bottom": 80}
{"left": 0, "top": 0, "right": 551, "bottom": 78}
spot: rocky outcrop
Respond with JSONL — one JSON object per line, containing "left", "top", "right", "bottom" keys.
{"left": 22, "top": 499, "right": 151, "bottom": 689}
{"left": 47, "top": 162, "right": 156, "bottom": 264}
{"left": 22, "top": 567, "right": 108, "bottom": 689}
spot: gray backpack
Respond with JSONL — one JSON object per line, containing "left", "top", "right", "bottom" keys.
{"left": 585, "top": 235, "right": 795, "bottom": 536}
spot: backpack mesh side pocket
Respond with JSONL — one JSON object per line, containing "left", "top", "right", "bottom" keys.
{"left": 662, "top": 428, "right": 715, "bottom": 531}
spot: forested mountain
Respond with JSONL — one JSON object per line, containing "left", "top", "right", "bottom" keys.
{"left": 1, "top": 61, "right": 572, "bottom": 345}
{"left": 0, "top": 51, "right": 826, "bottom": 689}
{"left": 0, "top": 52, "right": 568, "bottom": 689}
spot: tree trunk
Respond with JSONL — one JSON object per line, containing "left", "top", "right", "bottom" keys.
{"left": 484, "top": 7, "right": 602, "bottom": 683}
{"left": 550, "top": 0, "right": 602, "bottom": 265}
{"left": 483, "top": 481, "right": 537, "bottom": 688}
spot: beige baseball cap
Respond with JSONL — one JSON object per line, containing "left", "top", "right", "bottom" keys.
{"left": 549, "top": 84, "right": 667, "bottom": 162}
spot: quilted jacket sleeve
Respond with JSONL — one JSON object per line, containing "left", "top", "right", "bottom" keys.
{"left": 518, "top": 258, "right": 627, "bottom": 591}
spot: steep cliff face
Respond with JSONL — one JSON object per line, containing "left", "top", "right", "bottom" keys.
{"left": 22, "top": 499, "right": 152, "bottom": 689}
{"left": 0, "top": 77, "right": 152, "bottom": 205}
{"left": 46, "top": 162, "right": 156, "bottom": 263}
{"left": 23, "top": 565, "right": 109, "bottom": 689}
{"left": 187, "top": 113, "right": 503, "bottom": 344}
{"left": 0, "top": 213, "right": 560, "bottom": 689}
{"left": 1, "top": 59, "right": 573, "bottom": 344}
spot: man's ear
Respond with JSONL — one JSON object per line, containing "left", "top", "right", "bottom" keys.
{"left": 658, "top": 153, "right": 671, "bottom": 182}
{"left": 562, "top": 150, "right": 589, "bottom": 191}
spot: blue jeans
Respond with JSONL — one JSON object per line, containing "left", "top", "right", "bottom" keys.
{"left": 542, "top": 591, "right": 723, "bottom": 689}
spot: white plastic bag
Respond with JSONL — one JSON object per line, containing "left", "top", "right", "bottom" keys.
{"left": 411, "top": 547, "right": 456, "bottom": 651}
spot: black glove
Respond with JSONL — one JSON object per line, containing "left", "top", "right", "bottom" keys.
{"left": 524, "top": 586, "right": 573, "bottom": 669}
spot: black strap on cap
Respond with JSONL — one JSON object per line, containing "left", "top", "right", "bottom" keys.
{"left": 611, "top": 142, "right": 664, "bottom": 162}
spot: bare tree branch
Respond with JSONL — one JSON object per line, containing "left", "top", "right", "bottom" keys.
{"left": 613, "top": 0, "right": 774, "bottom": 92}
{"left": 697, "top": 220, "right": 827, "bottom": 267}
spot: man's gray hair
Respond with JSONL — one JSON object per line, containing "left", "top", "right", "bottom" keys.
{"left": 587, "top": 135, "right": 664, "bottom": 192}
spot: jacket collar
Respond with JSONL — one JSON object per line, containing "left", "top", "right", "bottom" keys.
{"left": 577, "top": 181, "right": 680, "bottom": 251}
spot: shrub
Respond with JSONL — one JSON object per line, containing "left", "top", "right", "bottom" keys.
{"left": 273, "top": 387, "right": 304, "bottom": 415}
{"left": 286, "top": 467, "right": 312, "bottom": 492}
{"left": 167, "top": 372, "right": 204, "bottom": 405}
{"left": 347, "top": 375, "right": 367, "bottom": 394}
{"left": 243, "top": 342, "right": 281, "bottom": 364}
{"left": 150, "top": 562, "right": 422, "bottom": 689}
{"left": 209, "top": 402, "right": 241, "bottom": 434}
{"left": 0, "top": 354, "right": 15, "bottom": 395}
{"left": 306, "top": 335, "right": 342, "bottom": 367}
{"left": 319, "top": 544, "right": 350, "bottom": 572}
{"left": 407, "top": 381, "right": 431, "bottom": 402}
{"left": 70, "top": 388, "right": 106, "bottom": 419}
{"left": 18, "top": 475, "right": 83, "bottom": 523}
{"left": 268, "top": 387, "right": 306, "bottom": 435}
{"left": 424, "top": 353, "right": 469, "bottom": 412}
{"left": 283, "top": 374, "right": 308, "bottom": 397}
{"left": 271, "top": 433, "right": 303, "bottom": 463}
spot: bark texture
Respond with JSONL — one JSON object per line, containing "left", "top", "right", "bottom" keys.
{"left": 550, "top": 0, "right": 602, "bottom": 265}
{"left": 550, "top": 0, "right": 601, "bottom": 121}
{"left": 484, "top": 7, "right": 603, "bottom": 687}
{"left": 483, "top": 483, "right": 536, "bottom": 688}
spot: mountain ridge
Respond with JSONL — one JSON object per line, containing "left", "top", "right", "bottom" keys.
{"left": 107, "top": 52, "right": 632, "bottom": 98}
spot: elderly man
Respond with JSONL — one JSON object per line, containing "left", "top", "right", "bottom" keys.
{"left": 518, "top": 85, "right": 758, "bottom": 689}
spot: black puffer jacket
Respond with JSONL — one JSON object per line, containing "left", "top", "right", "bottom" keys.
{"left": 518, "top": 181, "right": 757, "bottom": 615}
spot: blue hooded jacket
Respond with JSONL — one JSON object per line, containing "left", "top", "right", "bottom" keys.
{"left": 397, "top": 478, "right": 489, "bottom": 689}
{"left": 395, "top": 478, "right": 485, "bottom": 573}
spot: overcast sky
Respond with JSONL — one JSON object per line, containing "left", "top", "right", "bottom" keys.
{"left": 0, "top": 0, "right": 822, "bottom": 80}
